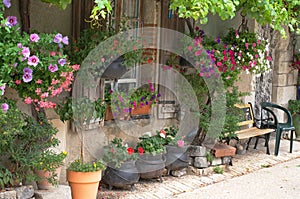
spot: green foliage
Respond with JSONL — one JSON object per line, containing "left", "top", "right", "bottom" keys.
{"left": 40, "top": 0, "right": 71, "bottom": 10}
{"left": 0, "top": 99, "right": 62, "bottom": 188}
{"left": 170, "top": 0, "right": 300, "bottom": 37}
{"left": 0, "top": 166, "right": 14, "bottom": 190}
{"left": 213, "top": 165, "right": 224, "bottom": 174}
{"left": 135, "top": 133, "right": 166, "bottom": 156}
{"left": 68, "top": 159, "right": 106, "bottom": 172}
{"left": 288, "top": 100, "right": 300, "bottom": 115}
{"left": 206, "top": 152, "right": 214, "bottom": 163}
{"left": 102, "top": 137, "right": 137, "bottom": 168}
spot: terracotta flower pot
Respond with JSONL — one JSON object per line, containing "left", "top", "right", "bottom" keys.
{"left": 34, "top": 166, "right": 62, "bottom": 190}
{"left": 130, "top": 104, "right": 151, "bottom": 116}
{"left": 67, "top": 170, "right": 102, "bottom": 199}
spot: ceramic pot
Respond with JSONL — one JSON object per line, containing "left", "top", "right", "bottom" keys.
{"left": 34, "top": 166, "right": 62, "bottom": 190}
{"left": 67, "top": 170, "right": 102, "bottom": 199}
{"left": 102, "top": 160, "right": 140, "bottom": 191}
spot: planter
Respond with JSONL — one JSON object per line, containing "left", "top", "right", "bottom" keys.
{"left": 34, "top": 167, "right": 62, "bottom": 190}
{"left": 105, "top": 105, "right": 114, "bottom": 121}
{"left": 67, "top": 170, "right": 102, "bottom": 199}
{"left": 135, "top": 153, "right": 165, "bottom": 182}
{"left": 102, "top": 160, "right": 140, "bottom": 191}
{"left": 130, "top": 104, "right": 151, "bottom": 116}
{"left": 293, "top": 113, "right": 300, "bottom": 140}
{"left": 165, "top": 145, "right": 189, "bottom": 175}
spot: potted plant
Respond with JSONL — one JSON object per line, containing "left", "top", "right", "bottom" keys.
{"left": 288, "top": 99, "right": 300, "bottom": 140}
{"left": 101, "top": 137, "right": 140, "bottom": 190}
{"left": 33, "top": 150, "right": 67, "bottom": 190}
{"left": 135, "top": 132, "right": 166, "bottom": 182}
{"left": 67, "top": 159, "right": 106, "bottom": 199}
{"left": 159, "top": 126, "right": 189, "bottom": 175}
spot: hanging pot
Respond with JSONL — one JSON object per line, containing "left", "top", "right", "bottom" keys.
{"left": 165, "top": 145, "right": 189, "bottom": 175}
{"left": 102, "top": 56, "right": 127, "bottom": 79}
{"left": 135, "top": 153, "right": 165, "bottom": 182}
{"left": 102, "top": 160, "right": 140, "bottom": 191}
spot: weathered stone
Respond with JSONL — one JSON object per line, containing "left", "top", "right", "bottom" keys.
{"left": 186, "top": 166, "right": 201, "bottom": 175}
{"left": 34, "top": 185, "right": 71, "bottom": 199}
{"left": 211, "top": 158, "right": 222, "bottom": 166}
{"left": 222, "top": 156, "right": 232, "bottom": 165}
{"left": 0, "top": 190, "right": 16, "bottom": 199}
{"left": 193, "top": 157, "right": 208, "bottom": 168}
{"left": 171, "top": 168, "right": 187, "bottom": 177}
{"left": 15, "top": 185, "right": 34, "bottom": 199}
{"left": 202, "top": 167, "right": 214, "bottom": 176}
{"left": 188, "top": 145, "right": 207, "bottom": 157}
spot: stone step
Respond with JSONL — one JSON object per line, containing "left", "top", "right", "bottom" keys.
{"left": 34, "top": 185, "right": 71, "bottom": 199}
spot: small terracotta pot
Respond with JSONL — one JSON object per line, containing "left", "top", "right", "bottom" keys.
{"left": 130, "top": 104, "right": 151, "bottom": 115}
{"left": 34, "top": 166, "right": 62, "bottom": 190}
{"left": 67, "top": 170, "right": 102, "bottom": 199}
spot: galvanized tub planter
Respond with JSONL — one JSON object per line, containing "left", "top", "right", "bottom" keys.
{"left": 102, "top": 160, "right": 140, "bottom": 191}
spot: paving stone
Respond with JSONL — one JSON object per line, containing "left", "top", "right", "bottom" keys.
{"left": 211, "top": 157, "right": 222, "bottom": 166}
{"left": 0, "top": 190, "right": 16, "bottom": 199}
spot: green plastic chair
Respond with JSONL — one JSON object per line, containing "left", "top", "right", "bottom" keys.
{"left": 261, "top": 102, "right": 295, "bottom": 156}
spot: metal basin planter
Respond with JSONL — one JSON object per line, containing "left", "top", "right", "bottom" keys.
{"left": 102, "top": 160, "right": 140, "bottom": 191}
{"left": 135, "top": 153, "right": 165, "bottom": 182}
{"left": 165, "top": 145, "right": 189, "bottom": 175}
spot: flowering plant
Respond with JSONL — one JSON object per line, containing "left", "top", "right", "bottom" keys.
{"left": 109, "top": 81, "right": 161, "bottom": 117}
{"left": 0, "top": 1, "right": 79, "bottom": 110}
{"left": 68, "top": 159, "right": 106, "bottom": 172}
{"left": 135, "top": 132, "right": 166, "bottom": 156}
{"left": 158, "top": 126, "right": 185, "bottom": 147}
{"left": 34, "top": 150, "right": 67, "bottom": 171}
{"left": 102, "top": 137, "right": 137, "bottom": 168}
{"left": 183, "top": 27, "right": 272, "bottom": 87}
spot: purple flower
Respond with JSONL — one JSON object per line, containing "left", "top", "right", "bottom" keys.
{"left": 53, "top": 33, "right": 62, "bottom": 43}
{"left": 28, "top": 55, "right": 39, "bottom": 66}
{"left": 3, "top": 0, "right": 11, "bottom": 8}
{"left": 22, "top": 47, "right": 30, "bottom": 58}
{"left": 58, "top": 58, "right": 66, "bottom": 66}
{"left": 48, "top": 64, "right": 58, "bottom": 72}
{"left": 30, "top": 33, "right": 40, "bottom": 42}
{"left": 1, "top": 103, "right": 9, "bottom": 112}
{"left": 5, "top": 16, "right": 17, "bottom": 27}
{"left": 62, "top": 36, "right": 69, "bottom": 45}
{"left": 22, "top": 73, "right": 33, "bottom": 83}
{"left": 23, "top": 67, "right": 33, "bottom": 74}
{"left": 17, "top": 43, "right": 22, "bottom": 48}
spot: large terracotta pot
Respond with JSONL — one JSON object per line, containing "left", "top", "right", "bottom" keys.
{"left": 67, "top": 170, "right": 102, "bottom": 199}
{"left": 34, "top": 166, "right": 62, "bottom": 190}
{"left": 165, "top": 145, "right": 189, "bottom": 175}
{"left": 102, "top": 160, "right": 140, "bottom": 191}
{"left": 135, "top": 153, "right": 165, "bottom": 182}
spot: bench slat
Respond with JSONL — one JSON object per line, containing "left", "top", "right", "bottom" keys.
{"left": 236, "top": 127, "right": 274, "bottom": 140}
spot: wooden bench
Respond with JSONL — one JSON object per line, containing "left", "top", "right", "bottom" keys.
{"left": 234, "top": 103, "right": 275, "bottom": 154}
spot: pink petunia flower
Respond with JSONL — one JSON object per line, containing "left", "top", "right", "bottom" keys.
{"left": 177, "top": 140, "right": 185, "bottom": 147}
{"left": 1, "top": 103, "right": 9, "bottom": 112}
{"left": 22, "top": 47, "right": 30, "bottom": 58}
{"left": 28, "top": 55, "right": 39, "bottom": 66}
{"left": 30, "top": 33, "right": 40, "bottom": 42}
{"left": 48, "top": 64, "right": 58, "bottom": 72}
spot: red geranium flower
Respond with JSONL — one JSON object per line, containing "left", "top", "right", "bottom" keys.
{"left": 138, "top": 147, "right": 144, "bottom": 155}
{"left": 127, "top": 147, "right": 134, "bottom": 155}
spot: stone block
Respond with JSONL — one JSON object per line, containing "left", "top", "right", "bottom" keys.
{"left": 211, "top": 158, "right": 222, "bottom": 166}
{"left": 0, "top": 190, "right": 16, "bottom": 199}
{"left": 273, "top": 74, "right": 287, "bottom": 87}
{"left": 272, "top": 86, "right": 296, "bottom": 105}
{"left": 188, "top": 145, "right": 207, "bottom": 157}
{"left": 15, "top": 185, "right": 34, "bottom": 199}
{"left": 222, "top": 156, "right": 232, "bottom": 165}
{"left": 211, "top": 143, "right": 236, "bottom": 158}
{"left": 171, "top": 168, "right": 187, "bottom": 177}
{"left": 193, "top": 157, "right": 208, "bottom": 168}
{"left": 34, "top": 185, "right": 71, "bottom": 199}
